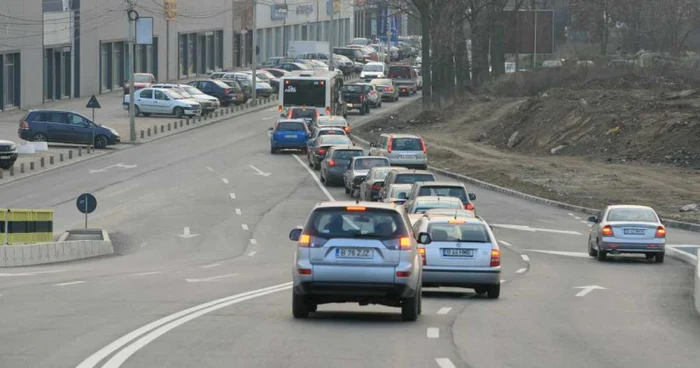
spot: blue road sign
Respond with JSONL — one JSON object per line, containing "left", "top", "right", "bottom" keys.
{"left": 77, "top": 193, "right": 97, "bottom": 214}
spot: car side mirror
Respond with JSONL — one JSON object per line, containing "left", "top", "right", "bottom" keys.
{"left": 417, "top": 232, "right": 431, "bottom": 245}
{"left": 268, "top": 127, "right": 274, "bottom": 131}
{"left": 469, "top": 193, "right": 477, "bottom": 201}
{"left": 588, "top": 216, "right": 597, "bottom": 223}
{"left": 289, "top": 228, "right": 302, "bottom": 241}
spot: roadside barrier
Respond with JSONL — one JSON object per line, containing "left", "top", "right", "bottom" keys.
{"left": 1, "top": 208, "right": 54, "bottom": 245}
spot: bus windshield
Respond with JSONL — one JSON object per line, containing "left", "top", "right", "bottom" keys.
{"left": 282, "top": 79, "right": 327, "bottom": 107}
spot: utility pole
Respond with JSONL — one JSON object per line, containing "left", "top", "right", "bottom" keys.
{"left": 251, "top": 0, "right": 257, "bottom": 103}
{"left": 531, "top": 0, "right": 537, "bottom": 69}
{"left": 70, "top": 0, "right": 75, "bottom": 99}
{"left": 386, "top": 6, "right": 391, "bottom": 63}
{"left": 127, "top": 0, "right": 137, "bottom": 142}
{"left": 282, "top": 0, "right": 288, "bottom": 56}
{"left": 329, "top": 0, "right": 334, "bottom": 71}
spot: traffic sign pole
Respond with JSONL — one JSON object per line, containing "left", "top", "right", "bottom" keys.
{"left": 84, "top": 198, "right": 88, "bottom": 228}
{"left": 76, "top": 193, "right": 98, "bottom": 229}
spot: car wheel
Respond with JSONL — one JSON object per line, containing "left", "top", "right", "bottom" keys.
{"left": 645, "top": 253, "right": 654, "bottom": 260}
{"left": 0, "top": 161, "right": 13, "bottom": 170}
{"left": 134, "top": 105, "right": 141, "bottom": 117}
{"left": 596, "top": 244, "right": 607, "bottom": 261}
{"left": 417, "top": 288, "right": 423, "bottom": 315}
{"left": 173, "top": 107, "right": 184, "bottom": 118}
{"left": 94, "top": 135, "right": 108, "bottom": 149}
{"left": 487, "top": 284, "right": 501, "bottom": 299}
{"left": 401, "top": 292, "right": 419, "bottom": 322}
{"left": 474, "top": 286, "right": 488, "bottom": 295}
{"left": 655, "top": 252, "right": 665, "bottom": 263}
{"left": 378, "top": 101, "right": 382, "bottom": 107}
{"left": 292, "top": 292, "right": 310, "bottom": 319}
{"left": 33, "top": 132, "right": 49, "bottom": 142}
{"left": 588, "top": 241, "right": 598, "bottom": 257}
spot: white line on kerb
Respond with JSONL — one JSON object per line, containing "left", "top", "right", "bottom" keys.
{"left": 292, "top": 154, "right": 335, "bottom": 201}
{"left": 427, "top": 328, "right": 440, "bottom": 338}
{"left": 250, "top": 239, "right": 257, "bottom": 245}
{"left": 241, "top": 224, "right": 249, "bottom": 231}
{"left": 229, "top": 193, "right": 236, "bottom": 199}
{"left": 437, "top": 307, "right": 452, "bottom": 315}
{"left": 574, "top": 216, "right": 581, "bottom": 220}
{"left": 235, "top": 208, "right": 242, "bottom": 215}
{"left": 206, "top": 167, "right": 214, "bottom": 172}
{"left": 516, "top": 268, "right": 527, "bottom": 273}
{"left": 222, "top": 178, "right": 229, "bottom": 184}
{"left": 435, "top": 358, "right": 457, "bottom": 368}
{"left": 77, "top": 283, "right": 293, "bottom": 368}
{"left": 568, "top": 213, "right": 574, "bottom": 216}
{"left": 499, "top": 240, "right": 512, "bottom": 247}
{"left": 521, "top": 254, "right": 530, "bottom": 262}
{"left": 55, "top": 281, "right": 86, "bottom": 286}
{"left": 201, "top": 263, "right": 221, "bottom": 269}
{"left": 132, "top": 271, "right": 161, "bottom": 276}
{"left": 500, "top": 279, "right": 506, "bottom": 283}
{"left": 248, "top": 251, "right": 257, "bottom": 256}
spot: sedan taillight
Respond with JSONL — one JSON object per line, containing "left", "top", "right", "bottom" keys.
{"left": 602, "top": 225, "right": 614, "bottom": 237}
{"left": 655, "top": 226, "right": 666, "bottom": 238}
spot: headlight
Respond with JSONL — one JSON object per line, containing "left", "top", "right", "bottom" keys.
{"left": 108, "top": 128, "right": 119, "bottom": 136}
{"left": 9, "top": 144, "right": 16, "bottom": 151}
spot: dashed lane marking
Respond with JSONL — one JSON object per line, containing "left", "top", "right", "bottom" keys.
{"left": 499, "top": 240, "right": 512, "bottom": 247}
{"left": 250, "top": 239, "right": 257, "bottom": 245}
{"left": 229, "top": 193, "right": 236, "bottom": 199}
{"left": 55, "top": 281, "right": 86, "bottom": 287}
{"left": 235, "top": 208, "right": 242, "bottom": 215}
{"left": 201, "top": 263, "right": 221, "bottom": 269}
{"left": 248, "top": 251, "right": 257, "bottom": 256}
{"left": 435, "top": 358, "right": 456, "bottom": 368}
{"left": 436, "top": 307, "right": 452, "bottom": 315}
{"left": 427, "top": 328, "right": 440, "bottom": 338}
{"left": 521, "top": 254, "right": 530, "bottom": 262}
{"left": 132, "top": 271, "right": 161, "bottom": 276}
{"left": 241, "top": 224, "right": 249, "bottom": 231}
{"left": 222, "top": 178, "right": 229, "bottom": 184}
{"left": 516, "top": 268, "right": 527, "bottom": 273}
{"left": 206, "top": 167, "right": 214, "bottom": 172}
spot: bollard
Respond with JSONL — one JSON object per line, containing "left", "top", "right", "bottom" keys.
{"left": 147, "top": 128, "right": 151, "bottom": 137}
{"left": 168, "top": 123, "right": 171, "bottom": 131}
{"left": 0, "top": 169, "right": 3, "bottom": 179}
{"left": 141, "top": 130, "right": 144, "bottom": 139}
{"left": 180, "top": 119, "right": 184, "bottom": 128}
{"left": 78, "top": 147, "right": 82, "bottom": 156}
{"left": 161, "top": 125, "right": 164, "bottom": 133}
{"left": 20, "top": 163, "right": 24, "bottom": 173}
{"left": 60, "top": 153, "right": 64, "bottom": 162}
{"left": 30, "top": 162, "right": 34, "bottom": 171}
{"left": 10, "top": 165, "right": 15, "bottom": 176}
{"left": 40, "top": 157, "right": 45, "bottom": 168}
{"left": 198, "top": 117, "right": 202, "bottom": 123}
{"left": 69, "top": 150, "right": 73, "bottom": 159}
{"left": 50, "top": 156, "right": 54, "bottom": 165}
{"left": 186, "top": 118, "right": 190, "bottom": 126}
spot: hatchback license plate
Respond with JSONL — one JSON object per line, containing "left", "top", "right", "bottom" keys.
{"left": 399, "top": 155, "right": 416, "bottom": 159}
{"left": 336, "top": 248, "right": 373, "bottom": 259}
{"left": 285, "top": 135, "right": 297, "bottom": 138}
{"left": 443, "top": 249, "right": 474, "bottom": 257}
{"left": 623, "top": 229, "right": 646, "bottom": 235}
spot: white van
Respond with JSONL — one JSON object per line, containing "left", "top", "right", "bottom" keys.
{"left": 360, "top": 62, "right": 387, "bottom": 81}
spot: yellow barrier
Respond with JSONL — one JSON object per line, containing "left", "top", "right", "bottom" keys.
{"left": 1, "top": 208, "right": 54, "bottom": 245}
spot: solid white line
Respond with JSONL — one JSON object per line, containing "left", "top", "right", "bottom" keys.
{"left": 521, "top": 254, "right": 530, "bottom": 262}
{"left": 241, "top": 224, "right": 249, "bottom": 231}
{"left": 499, "top": 240, "right": 512, "bottom": 247}
{"left": 185, "top": 274, "right": 238, "bottom": 283}
{"left": 526, "top": 249, "right": 591, "bottom": 258}
{"left": 250, "top": 239, "right": 257, "bottom": 245}
{"left": 580, "top": 220, "right": 588, "bottom": 224}
{"left": 132, "top": 271, "right": 161, "bottom": 276}
{"left": 248, "top": 251, "right": 257, "bottom": 256}
{"left": 229, "top": 193, "right": 236, "bottom": 199}
{"left": 222, "top": 178, "right": 229, "bottom": 184}
{"left": 427, "top": 328, "right": 440, "bottom": 338}
{"left": 0, "top": 269, "right": 67, "bottom": 277}
{"left": 435, "top": 358, "right": 456, "bottom": 368}
{"left": 516, "top": 268, "right": 527, "bottom": 273}
{"left": 235, "top": 208, "right": 242, "bottom": 215}
{"left": 206, "top": 167, "right": 214, "bottom": 172}
{"left": 201, "top": 263, "right": 221, "bottom": 269}
{"left": 292, "top": 154, "right": 335, "bottom": 201}
{"left": 262, "top": 116, "right": 275, "bottom": 120}
{"left": 55, "top": 281, "right": 86, "bottom": 286}
{"left": 437, "top": 307, "right": 452, "bottom": 315}
{"left": 85, "top": 283, "right": 293, "bottom": 368}
{"left": 500, "top": 279, "right": 506, "bottom": 283}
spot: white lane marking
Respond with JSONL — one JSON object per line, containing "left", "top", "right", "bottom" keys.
{"left": 55, "top": 281, "right": 86, "bottom": 286}
{"left": 498, "top": 240, "right": 512, "bottom": 247}
{"left": 185, "top": 273, "right": 238, "bottom": 283}
{"left": 250, "top": 239, "right": 258, "bottom": 245}
{"left": 574, "top": 285, "right": 606, "bottom": 297}
{"left": 206, "top": 167, "right": 214, "bottom": 172}
{"left": 241, "top": 224, "right": 249, "bottom": 231}
{"left": 0, "top": 269, "right": 66, "bottom": 277}
{"left": 132, "top": 271, "right": 161, "bottom": 276}
{"left": 435, "top": 358, "right": 456, "bottom": 368}
{"left": 201, "top": 263, "right": 221, "bottom": 269}
{"left": 89, "top": 163, "right": 137, "bottom": 174}
{"left": 235, "top": 208, "right": 242, "bottom": 215}
{"left": 574, "top": 216, "right": 581, "bottom": 220}
{"left": 248, "top": 251, "right": 257, "bottom": 256}
{"left": 521, "top": 254, "right": 530, "bottom": 262}
{"left": 177, "top": 227, "right": 199, "bottom": 239}
{"left": 249, "top": 165, "right": 271, "bottom": 177}
{"left": 500, "top": 279, "right": 506, "bottom": 283}
{"left": 229, "top": 193, "right": 236, "bottom": 199}
{"left": 292, "top": 154, "right": 335, "bottom": 201}
{"left": 437, "top": 307, "right": 452, "bottom": 315}
{"left": 491, "top": 223, "right": 582, "bottom": 236}
{"left": 222, "top": 178, "right": 229, "bottom": 184}
{"left": 526, "top": 250, "right": 591, "bottom": 258}
{"left": 427, "top": 328, "right": 440, "bottom": 338}
{"left": 262, "top": 116, "right": 275, "bottom": 120}
{"left": 568, "top": 213, "right": 574, "bottom": 216}
{"left": 516, "top": 268, "right": 527, "bottom": 273}
{"left": 79, "top": 283, "right": 293, "bottom": 368}
{"left": 580, "top": 220, "right": 589, "bottom": 224}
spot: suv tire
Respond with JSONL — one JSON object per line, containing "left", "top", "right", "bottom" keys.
{"left": 401, "top": 292, "right": 420, "bottom": 321}
{"left": 292, "top": 292, "right": 311, "bottom": 319}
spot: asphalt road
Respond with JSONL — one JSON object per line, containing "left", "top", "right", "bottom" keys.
{"left": 0, "top": 93, "right": 698, "bottom": 368}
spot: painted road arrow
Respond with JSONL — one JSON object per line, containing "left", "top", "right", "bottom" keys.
{"left": 249, "top": 165, "right": 271, "bottom": 177}
{"left": 491, "top": 223, "right": 582, "bottom": 236}
{"left": 177, "top": 227, "right": 200, "bottom": 239}
{"left": 89, "top": 163, "right": 138, "bottom": 174}
{"left": 185, "top": 273, "right": 238, "bottom": 283}
{"left": 574, "top": 285, "right": 606, "bottom": 297}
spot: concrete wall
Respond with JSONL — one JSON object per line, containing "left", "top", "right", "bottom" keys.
{"left": 695, "top": 250, "right": 700, "bottom": 316}
{"left": 0, "top": 240, "right": 114, "bottom": 267}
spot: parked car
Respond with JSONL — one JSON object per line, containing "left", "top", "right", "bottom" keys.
{"left": 333, "top": 47, "right": 366, "bottom": 64}
{"left": 239, "top": 71, "right": 275, "bottom": 97}
{"left": 370, "top": 78, "right": 399, "bottom": 102}
{"left": 262, "top": 68, "right": 290, "bottom": 78}
{"left": 123, "top": 88, "right": 202, "bottom": 118}
{"left": 0, "top": 139, "right": 18, "bottom": 169}
{"left": 278, "top": 62, "right": 313, "bottom": 72}
{"left": 306, "top": 127, "right": 347, "bottom": 152}
{"left": 123, "top": 73, "right": 155, "bottom": 95}
{"left": 262, "top": 57, "right": 285, "bottom": 67}
{"left": 151, "top": 83, "right": 220, "bottom": 115}
{"left": 220, "top": 78, "right": 252, "bottom": 102}
{"left": 388, "top": 65, "right": 419, "bottom": 95}
{"left": 224, "top": 72, "right": 273, "bottom": 98}
{"left": 187, "top": 79, "right": 241, "bottom": 106}
{"left": 369, "top": 133, "right": 428, "bottom": 169}
{"left": 331, "top": 54, "right": 356, "bottom": 75}
{"left": 252, "top": 69, "right": 281, "bottom": 93}
{"left": 269, "top": 119, "right": 311, "bottom": 154}
{"left": 320, "top": 145, "right": 365, "bottom": 186}
{"left": 19, "top": 110, "right": 120, "bottom": 149}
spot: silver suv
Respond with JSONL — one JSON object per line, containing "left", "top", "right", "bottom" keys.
{"left": 289, "top": 201, "right": 432, "bottom": 321}
{"left": 368, "top": 133, "right": 428, "bottom": 169}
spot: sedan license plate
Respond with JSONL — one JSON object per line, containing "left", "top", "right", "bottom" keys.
{"left": 623, "top": 229, "right": 646, "bottom": 235}
{"left": 399, "top": 155, "right": 416, "bottom": 159}
{"left": 443, "top": 249, "right": 474, "bottom": 257}
{"left": 0, "top": 155, "right": 11, "bottom": 159}
{"left": 336, "top": 248, "right": 373, "bottom": 259}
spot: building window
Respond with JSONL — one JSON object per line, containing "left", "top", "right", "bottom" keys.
{"left": 215, "top": 30, "right": 223, "bottom": 70}
{"left": 207, "top": 33, "right": 214, "bottom": 72}
{"left": 188, "top": 34, "right": 196, "bottom": 75}
{"left": 101, "top": 42, "right": 112, "bottom": 91}
{"left": 301, "top": 25, "right": 308, "bottom": 40}
{"left": 112, "top": 42, "right": 123, "bottom": 88}
{"left": 274, "top": 27, "right": 281, "bottom": 57}
{"left": 179, "top": 33, "right": 187, "bottom": 77}
{"left": 3, "top": 53, "right": 20, "bottom": 108}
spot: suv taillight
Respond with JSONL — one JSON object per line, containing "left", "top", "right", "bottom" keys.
{"left": 298, "top": 234, "right": 327, "bottom": 248}
{"left": 465, "top": 203, "right": 474, "bottom": 210}
{"left": 224, "top": 88, "right": 230, "bottom": 95}
{"left": 371, "top": 183, "right": 382, "bottom": 190}
{"left": 419, "top": 247, "right": 426, "bottom": 265}
{"left": 602, "top": 225, "right": 614, "bottom": 237}
{"left": 420, "top": 137, "right": 427, "bottom": 153}
{"left": 317, "top": 148, "right": 326, "bottom": 155}
{"left": 490, "top": 249, "right": 501, "bottom": 267}
{"left": 387, "top": 138, "right": 393, "bottom": 153}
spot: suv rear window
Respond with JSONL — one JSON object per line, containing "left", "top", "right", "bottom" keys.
{"left": 305, "top": 207, "right": 408, "bottom": 240}
{"left": 388, "top": 66, "right": 412, "bottom": 79}
{"left": 333, "top": 150, "right": 364, "bottom": 159}
{"left": 395, "top": 173, "right": 435, "bottom": 184}
{"left": 418, "top": 186, "right": 468, "bottom": 203}
{"left": 342, "top": 85, "right": 363, "bottom": 93}
{"left": 428, "top": 223, "right": 490, "bottom": 243}
{"left": 277, "top": 122, "right": 306, "bottom": 131}
{"left": 354, "top": 158, "right": 390, "bottom": 169}
{"left": 392, "top": 137, "right": 422, "bottom": 151}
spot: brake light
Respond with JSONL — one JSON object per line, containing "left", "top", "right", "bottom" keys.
{"left": 360, "top": 94, "right": 364, "bottom": 101}
{"left": 326, "top": 106, "right": 331, "bottom": 115}
{"left": 298, "top": 268, "right": 312, "bottom": 275}
{"left": 387, "top": 138, "right": 393, "bottom": 153}
{"left": 224, "top": 88, "right": 230, "bottom": 95}
{"left": 299, "top": 234, "right": 311, "bottom": 247}
{"left": 465, "top": 203, "right": 475, "bottom": 210}
{"left": 278, "top": 105, "right": 283, "bottom": 113}
{"left": 418, "top": 247, "right": 426, "bottom": 265}
{"left": 20, "top": 120, "right": 29, "bottom": 130}
{"left": 396, "top": 271, "right": 411, "bottom": 277}
{"left": 490, "top": 249, "right": 501, "bottom": 267}
{"left": 371, "top": 184, "right": 382, "bottom": 190}
{"left": 655, "top": 226, "right": 666, "bottom": 238}
{"left": 346, "top": 206, "right": 366, "bottom": 211}
{"left": 420, "top": 137, "right": 427, "bottom": 153}
{"left": 344, "top": 126, "right": 351, "bottom": 133}
{"left": 328, "top": 159, "right": 336, "bottom": 167}
{"left": 386, "top": 87, "right": 394, "bottom": 92}
{"left": 399, "top": 236, "right": 411, "bottom": 250}
{"left": 602, "top": 225, "right": 614, "bottom": 237}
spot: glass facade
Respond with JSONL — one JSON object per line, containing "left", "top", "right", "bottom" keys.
{"left": 179, "top": 30, "right": 223, "bottom": 77}
{"left": 100, "top": 39, "right": 156, "bottom": 93}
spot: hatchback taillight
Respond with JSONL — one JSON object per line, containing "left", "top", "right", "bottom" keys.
{"left": 327, "top": 159, "right": 336, "bottom": 167}
{"left": 418, "top": 247, "right": 426, "bottom": 265}
{"left": 602, "top": 225, "right": 614, "bottom": 237}
{"left": 490, "top": 249, "right": 501, "bottom": 267}
{"left": 465, "top": 203, "right": 474, "bottom": 210}
{"left": 317, "top": 148, "right": 326, "bottom": 155}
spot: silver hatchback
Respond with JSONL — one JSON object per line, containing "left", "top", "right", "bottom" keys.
{"left": 289, "top": 201, "right": 432, "bottom": 321}
{"left": 368, "top": 133, "right": 428, "bottom": 169}
{"left": 587, "top": 205, "right": 666, "bottom": 262}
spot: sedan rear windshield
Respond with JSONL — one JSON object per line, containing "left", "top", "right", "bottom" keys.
{"left": 317, "top": 119, "right": 348, "bottom": 127}
{"left": 319, "top": 136, "right": 351, "bottom": 145}
{"left": 413, "top": 200, "right": 463, "bottom": 213}
{"left": 394, "top": 173, "right": 435, "bottom": 184}
{"left": 428, "top": 223, "right": 491, "bottom": 243}
{"left": 277, "top": 122, "right": 306, "bottom": 131}
{"left": 355, "top": 158, "right": 390, "bottom": 169}
{"left": 342, "top": 85, "right": 364, "bottom": 93}
{"left": 607, "top": 208, "right": 658, "bottom": 222}
{"left": 392, "top": 138, "right": 423, "bottom": 151}
{"left": 305, "top": 207, "right": 408, "bottom": 240}
{"left": 333, "top": 150, "right": 364, "bottom": 159}
{"left": 418, "top": 186, "right": 468, "bottom": 203}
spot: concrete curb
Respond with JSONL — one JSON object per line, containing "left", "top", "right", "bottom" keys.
{"left": 0, "top": 239, "right": 114, "bottom": 267}
{"left": 351, "top": 134, "right": 700, "bottom": 233}
{"left": 694, "top": 249, "right": 700, "bottom": 316}
{"left": 0, "top": 146, "right": 106, "bottom": 186}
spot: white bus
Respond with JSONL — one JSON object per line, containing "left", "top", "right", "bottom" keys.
{"left": 278, "top": 71, "right": 344, "bottom": 117}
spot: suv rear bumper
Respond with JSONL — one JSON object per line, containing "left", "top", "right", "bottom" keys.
{"left": 294, "top": 281, "right": 416, "bottom": 300}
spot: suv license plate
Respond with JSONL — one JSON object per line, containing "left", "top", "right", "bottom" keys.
{"left": 336, "top": 248, "right": 373, "bottom": 259}
{"left": 623, "top": 229, "right": 646, "bottom": 235}
{"left": 443, "top": 249, "right": 474, "bottom": 257}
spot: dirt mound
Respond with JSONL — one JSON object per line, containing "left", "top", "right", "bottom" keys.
{"left": 581, "top": 73, "right": 691, "bottom": 90}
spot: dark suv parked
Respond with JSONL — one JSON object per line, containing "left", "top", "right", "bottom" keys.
{"left": 188, "top": 79, "right": 238, "bottom": 106}
{"left": 0, "top": 140, "right": 18, "bottom": 169}
{"left": 19, "top": 110, "right": 121, "bottom": 149}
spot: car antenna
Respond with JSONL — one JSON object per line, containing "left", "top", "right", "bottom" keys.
{"left": 454, "top": 210, "right": 458, "bottom": 220}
